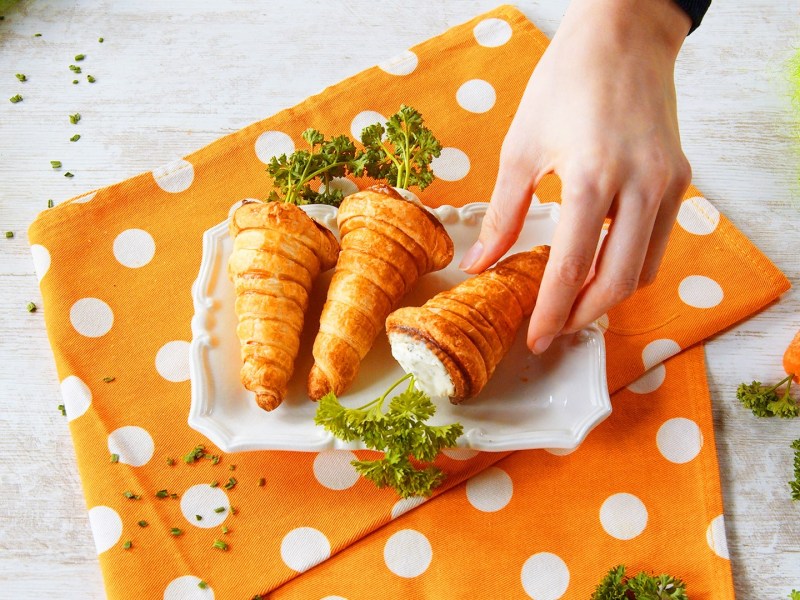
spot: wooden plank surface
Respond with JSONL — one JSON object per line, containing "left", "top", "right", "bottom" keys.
{"left": 1, "top": 1, "right": 798, "bottom": 597}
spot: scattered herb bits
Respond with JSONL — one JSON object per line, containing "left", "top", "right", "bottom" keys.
{"left": 195, "top": 514, "right": 202, "bottom": 521}
{"left": 258, "top": 478, "right": 266, "bottom": 487}
{"left": 137, "top": 520, "right": 148, "bottom": 528}
{"left": 35, "top": 33, "right": 42, "bottom": 37}
{"left": 9, "top": 94, "right": 22, "bottom": 103}
{"left": 98, "top": 37, "right": 104, "bottom": 43}
{"left": 69, "top": 113, "right": 81, "bottom": 124}
{"left": 223, "top": 477, "right": 237, "bottom": 490}
{"left": 47, "top": 199, "right": 54, "bottom": 208}
{"left": 72, "top": 80, "right": 78, "bottom": 85}
{"left": 221, "top": 526, "right": 230, "bottom": 534}
{"left": 102, "top": 375, "right": 114, "bottom": 382}
{"left": 198, "top": 581, "right": 208, "bottom": 590}
{"left": 5, "top": 231, "right": 13, "bottom": 239}
{"left": 74, "top": 54, "right": 85, "bottom": 61}
{"left": 209, "top": 481, "right": 219, "bottom": 488}
{"left": 50, "top": 161, "right": 62, "bottom": 169}
{"left": 213, "top": 507, "right": 226, "bottom": 514}
{"left": 15, "top": 73, "right": 26, "bottom": 82}
{"left": 87, "top": 75, "right": 96, "bottom": 83}
{"left": 212, "top": 539, "right": 228, "bottom": 551}
{"left": 70, "top": 134, "right": 81, "bottom": 142}
{"left": 26, "top": 302, "right": 36, "bottom": 312}
{"left": 110, "top": 453, "right": 119, "bottom": 463}
{"left": 170, "top": 528, "right": 183, "bottom": 536}
{"left": 122, "top": 540, "right": 132, "bottom": 550}
{"left": 57, "top": 404, "right": 66, "bottom": 416}
{"left": 229, "top": 464, "right": 236, "bottom": 471}
{"left": 69, "top": 65, "right": 82, "bottom": 73}
{"left": 123, "top": 491, "right": 141, "bottom": 500}
{"left": 166, "top": 457, "right": 175, "bottom": 466}
{"left": 155, "top": 489, "right": 169, "bottom": 498}
{"left": 183, "top": 444, "right": 206, "bottom": 463}
{"left": 64, "top": 172, "right": 74, "bottom": 178}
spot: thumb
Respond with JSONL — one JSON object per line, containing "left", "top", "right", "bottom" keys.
{"left": 459, "top": 155, "right": 541, "bottom": 274}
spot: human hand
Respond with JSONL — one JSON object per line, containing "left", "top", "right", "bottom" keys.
{"left": 459, "top": 0, "right": 693, "bottom": 354}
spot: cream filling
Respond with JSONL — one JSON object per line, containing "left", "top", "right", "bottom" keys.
{"left": 389, "top": 332, "right": 455, "bottom": 399}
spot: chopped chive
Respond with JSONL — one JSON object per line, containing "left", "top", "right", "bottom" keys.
{"left": 123, "top": 490, "right": 141, "bottom": 500}
{"left": 223, "top": 477, "right": 237, "bottom": 490}
{"left": 74, "top": 54, "right": 85, "bottom": 61}
{"left": 35, "top": 33, "right": 43, "bottom": 37}
{"left": 170, "top": 493, "right": 178, "bottom": 499}
{"left": 122, "top": 540, "right": 132, "bottom": 550}
{"left": 211, "top": 455, "right": 220, "bottom": 465}
{"left": 170, "top": 528, "right": 182, "bottom": 536}
{"left": 258, "top": 478, "right": 266, "bottom": 487}
{"left": 87, "top": 75, "right": 96, "bottom": 83}
{"left": 26, "top": 302, "right": 36, "bottom": 312}
{"left": 102, "top": 376, "right": 114, "bottom": 382}
{"left": 198, "top": 581, "right": 208, "bottom": 589}
{"left": 9, "top": 94, "right": 22, "bottom": 103}
{"left": 69, "top": 113, "right": 80, "bottom": 124}
{"left": 69, "top": 65, "right": 81, "bottom": 73}
{"left": 5, "top": 231, "right": 13, "bottom": 239}
{"left": 70, "top": 134, "right": 81, "bottom": 143}
{"left": 195, "top": 514, "right": 202, "bottom": 521}
{"left": 50, "top": 161, "right": 62, "bottom": 168}
{"left": 72, "top": 80, "right": 78, "bottom": 85}
{"left": 155, "top": 489, "right": 168, "bottom": 498}
{"left": 183, "top": 444, "right": 205, "bottom": 463}
{"left": 213, "top": 507, "right": 225, "bottom": 513}
{"left": 15, "top": 73, "right": 26, "bottom": 82}
{"left": 98, "top": 37, "right": 104, "bottom": 43}
{"left": 64, "top": 172, "right": 74, "bottom": 178}
{"left": 209, "top": 481, "right": 219, "bottom": 488}
{"left": 252, "top": 596, "right": 264, "bottom": 600}
{"left": 228, "top": 464, "right": 236, "bottom": 471}
{"left": 110, "top": 453, "right": 119, "bottom": 463}
{"left": 212, "top": 539, "right": 228, "bottom": 551}
{"left": 230, "top": 506, "right": 238, "bottom": 516}
{"left": 166, "top": 457, "right": 175, "bottom": 466}
{"left": 221, "top": 526, "right": 230, "bottom": 535}
{"left": 47, "top": 199, "right": 54, "bottom": 208}
{"left": 57, "top": 404, "right": 66, "bottom": 416}
{"left": 137, "top": 520, "right": 148, "bottom": 528}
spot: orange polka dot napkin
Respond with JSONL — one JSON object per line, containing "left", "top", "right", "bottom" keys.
{"left": 27, "top": 5, "right": 789, "bottom": 600}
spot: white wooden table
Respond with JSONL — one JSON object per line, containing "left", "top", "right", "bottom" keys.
{"left": 1, "top": 1, "right": 798, "bottom": 597}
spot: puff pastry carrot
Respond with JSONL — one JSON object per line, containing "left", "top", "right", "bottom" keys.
{"left": 228, "top": 200, "right": 339, "bottom": 411}
{"left": 386, "top": 246, "right": 550, "bottom": 403}
{"left": 307, "top": 184, "right": 454, "bottom": 400}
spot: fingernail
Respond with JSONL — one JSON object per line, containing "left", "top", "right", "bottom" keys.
{"left": 532, "top": 334, "right": 555, "bottom": 355}
{"left": 459, "top": 240, "right": 484, "bottom": 271}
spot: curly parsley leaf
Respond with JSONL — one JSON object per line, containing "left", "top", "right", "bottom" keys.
{"left": 791, "top": 438, "right": 800, "bottom": 502}
{"left": 358, "top": 105, "right": 441, "bottom": 191}
{"left": 789, "top": 590, "right": 800, "bottom": 600}
{"left": 591, "top": 565, "right": 687, "bottom": 600}
{"left": 314, "top": 374, "right": 463, "bottom": 498}
{"left": 737, "top": 377, "right": 798, "bottom": 419}
{"left": 267, "top": 128, "right": 360, "bottom": 206}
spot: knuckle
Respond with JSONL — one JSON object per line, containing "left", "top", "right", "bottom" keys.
{"left": 604, "top": 275, "right": 639, "bottom": 304}
{"left": 638, "top": 268, "right": 658, "bottom": 287}
{"left": 556, "top": 254, "right": 592, "bottom": 287}
{"left": 673, "top": 157, "right": 693, "bottom": 192}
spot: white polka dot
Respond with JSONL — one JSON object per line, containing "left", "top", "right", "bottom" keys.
{"left": 521, "top": 552, "right": 570, "bottom": 600}
{"left": 350, "top": 110, "right": 387, "bottom": 142}
{"left": 313, "top": 450, "right": 359, "bottom": 490}
{"left": 641, "top": 338, "right": 681, "bottom": 370}
{"left": 391, "top": 496, "right": 427, "bottom": 519}
{"left": 87, "top": 506, "right": 122, "bottom": 554}
{"left": 466, "top": 467, "right": 513, "bottom": 512}
{"left": 626, "top": 364, "right": 666, "bottom": 394}
{"left": 678, "top": 275, "right": 724, "bottom": 309}
{"left": 595, "top": 313, "right": 609, "bottom": 334}
{"left": 473, "top": 18, "right": 513, "bottom": 47}
{"left": 113, "top": 229, "right": 156, "bottom": 268}
{"left": 378, "top": 50, "right": 418, "bottom": 75}
{"left": 599, "top": 493, "right": 648, "bottom": 540}
{"left": 321, "top": 597, "right": 348, "bottom": 600}
{"left": 456, "top": 79, "right": 496, "bottom": 113}
{"left": 60, "top": 375, "right": 92, "bottom": 421}
{"left": 108, "top": 426, "right": 155, "bottom": 467}
{"left": 156, "top": 340, "right": 191, "bottom": 382}
{"left": 319, "top": 177, "right": 359, "bottom": 198}
{"left": 384, "top": 529, "right": 432, "bottom": 578}
{"left": 152, "top": 159, "right": 194, "bottom": 193}
{"left": 164, "top": 575, "right": 215, "bottom": 600}
{"left": 281, "top": 527, "right": 331, "bottom": 572}
{"left": 70, "top": 298, "right": 114, "bottom": 338}
{"left": 431, "top": 147, "right": 470, "bottom": 181}
{"left": 657, "top": 418, "right": 703, "bottom": 464}
{"left": 72, "top": 191, "right": 96, "bottom": 204}
{"left": 706, "top": 514, "right": 729, "bottom": 559}
{"left": 677, "top": 196, "right": 719, "bottom": 235}
{"left": 255, "top": 130, "right": 295, "bottom": 164}
{"left": 30, "top": 244, "right": 51, "bottom": 282}
{"left": 180, "top": 484, "right": 231, "bottom": 529}
{"left": 441, "top": 448, "right": 479, "bottom": 460}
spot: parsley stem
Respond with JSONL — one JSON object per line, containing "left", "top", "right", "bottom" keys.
{"left": 354, "top": 373, "right": 414, "bottom": 411}
{"left": 765, "top": 374, "right": 794, "bottom": 394}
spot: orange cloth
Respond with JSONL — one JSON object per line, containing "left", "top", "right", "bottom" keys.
{"left": 27, "top": 5, "right": 788, "bottom": 599}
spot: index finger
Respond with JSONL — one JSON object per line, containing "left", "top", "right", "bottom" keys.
{"left": 527, "top": 183, "right": 610, "bottom": 353}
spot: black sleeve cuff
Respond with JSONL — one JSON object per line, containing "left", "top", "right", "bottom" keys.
{"left": 672, "top": 0, "right": 712, "bottom": 34}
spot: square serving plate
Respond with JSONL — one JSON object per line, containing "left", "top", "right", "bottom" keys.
{"left": 189, "top": 199, "right": 611, "bottom": 453}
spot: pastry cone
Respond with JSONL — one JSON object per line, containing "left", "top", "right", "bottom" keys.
{"left": 228, "top": 201, "right": 339, "bottom": 411}
{"left": 307, "top": 184, "right": 454, "bottom": 400}
{"left": 386, "top": 246, "right": 550, "bottom": 403}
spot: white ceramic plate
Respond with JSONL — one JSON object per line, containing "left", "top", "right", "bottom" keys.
{"left": 189, "top": 200, "right": 611, "bottom": 453}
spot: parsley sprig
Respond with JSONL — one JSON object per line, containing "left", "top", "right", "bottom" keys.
{"left": 791, "top": 438, "right": 800, "bottom": 502}
{"left": 314, "top": 374, "right": 462, "bottom": 498}
{"left": 737, "top": 377, "right": 798, "bottom": 418}
{"left": 359, "top": 105, "right": 441, "bottom": 191}
{"left": 267, "top": 128, "right": 362, "bottom": 207}
{"left": 591, "top": 565, "right": 687, "bottom": 600}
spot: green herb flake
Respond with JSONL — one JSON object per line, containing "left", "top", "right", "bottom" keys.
{"left": 213, "top": 507, "right": 225, "bottom": 513}
{"left": 69, "top": 113, "right": 81, "bottom": 124}
{"left": 170, "top": 528, "right": 183, "bottom": 536}
{"left": 183, "top": 444, "right": 206, "bottom": 463}
{"left": 137, "top": 520, "right": 148, "bottom": 528}
{"left": 26, "top": 302, "right": 36, "bottom": 312}
{"left": 166, "top": 457, "right": 175, "bottom": 466}
{"left": 228, "top": 464, "right": 236, "bottom": 471}
{"left": 102, "top": 376, "right": 115, "bottom": 383}
{"left": 122, "top": 540, "right": 132, "bottom": 550}
{"left": 110, "top": 453, "right": 119, "bottom": 463}
{"left": 98, "top": 37, "right": 104, "bottom": 43}
{"left": 47, "top": 199, "right": 54, "bottom": 208}
{"left": 195, "top": 514, "right": 203, "bottom": 521}
{"left": 57, "top": 403, "right": 66, "bottom": 416}
{"left": 230, "top": 506, "right": 238, "bottom": 516}
{"left": 221, "top": 525, "right": 230, "bottom": 534}
{"left": 64, "top": 172, "right": 74, "bottom": 178}
{"left": 15, "top": 73, "right": 26, "bottom": 82}
{"left": 87, "top": 75, "right": 96, "bottom": 83}
{"left": 72, "top": 80, "right": 78, "bottom": 85}
{"left": 9, "top": 94, "right": 22, "bottom": 103}
{"left": 50, "top": 161, "right": 62, "bottom": 169}
{"left": 790, "top": 438, "right": 800, "bottom": 501}
{"left": 35, "top": 33, "right": 43, "bottom": 37}
{"left": 198, "top": 581, "right": 208, "bottom": 590}
{"left": 170, "top": 493, "right": 178, "bottom": 499}
{"left": 209, "top": 481, "right": 219, "bottom": 488}
{"left": 223, "top": 477, "right": 237, "bottom": 490}
{"left": 212, "top": 539, "right": 228, "bottom": 551}
{"left": 70, "top": 134, "right": 81, "bottom": 142}
{"left": 69, "top": 65, "right": 82, "bottom": 73}
{"left": 5, "top": 231, "right": 13, "bottom": 239}
{"left": 123, "top": 490, "right": 141, "bottom": 500}
{"left": 74, "top": 54, "right": 85, "bottom": 61}
{"left": 155, "top": 489, "right": 168, "bottom": 498}
{"left": 258, "top": 478, "right": 266, "bottom": 487}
